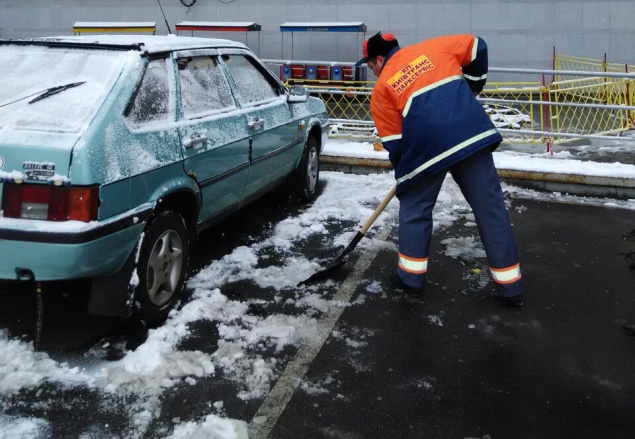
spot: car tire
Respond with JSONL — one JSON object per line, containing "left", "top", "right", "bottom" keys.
{"left": 291, "top": 135, "right": 320, "bottom": 202}
{"left": 134, "top": 210, "right": 189, "bottom": 324}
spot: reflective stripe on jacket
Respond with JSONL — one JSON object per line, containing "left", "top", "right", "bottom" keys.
{"left": 370, "top": 34, "right": 503, "bottom": 194}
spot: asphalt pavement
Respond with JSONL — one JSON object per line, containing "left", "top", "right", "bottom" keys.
{"left": 262, "top": 196, "right": 635, "bottom": 439}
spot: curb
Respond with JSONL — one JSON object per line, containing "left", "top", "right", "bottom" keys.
{"left": 320, "top": 155, "right": 635, "bottom": 199}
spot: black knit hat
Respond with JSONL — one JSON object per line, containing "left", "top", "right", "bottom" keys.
{"left": 355, "top": 32, "right": 399, "bottom": 66}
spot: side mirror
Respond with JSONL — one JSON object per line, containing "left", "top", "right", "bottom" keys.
{"left": 287, "top": 85, "right": 309, "bottom": 103}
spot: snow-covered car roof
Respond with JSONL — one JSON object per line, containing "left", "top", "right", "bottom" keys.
{"left": 1, "top": 34, "right": 248, "bottom": 55}
{"left": 0, "top": 35, "right": 249, "bottom": 137}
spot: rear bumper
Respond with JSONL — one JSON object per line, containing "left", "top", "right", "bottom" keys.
{"left": 0, "top": 207, "right": 150, "bottom": 281}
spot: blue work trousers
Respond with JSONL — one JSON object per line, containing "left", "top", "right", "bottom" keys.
{"left": 397, "top": 148, "right": 522, "bottom": 297}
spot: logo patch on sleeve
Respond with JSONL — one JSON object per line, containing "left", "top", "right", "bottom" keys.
{"left": 387, "top": 54, "right": 435, "bottom": 95}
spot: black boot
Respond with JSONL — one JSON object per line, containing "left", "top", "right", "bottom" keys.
{"left": 389, "top": 273, "right": 424, "bottom": 298}
{"left": 499, "top": 294, "right": 523, "bottom": 307}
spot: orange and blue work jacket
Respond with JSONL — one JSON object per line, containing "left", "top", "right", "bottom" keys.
{"left": 370, "top": 34, "right": 503, "bottom": 194}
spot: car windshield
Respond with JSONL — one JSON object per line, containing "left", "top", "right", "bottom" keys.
{"left": 0, "top": 45, "right": 131, "bottom": 134}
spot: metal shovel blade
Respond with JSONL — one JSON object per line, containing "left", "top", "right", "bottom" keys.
{"left": 297, "top": 255, "right": 348, "bottom": 286}
{"left": 298, "top": 235, "right": 361, "bottom": 286}
{"left": 297, "top": 185, "right": 397, "bottom": 286}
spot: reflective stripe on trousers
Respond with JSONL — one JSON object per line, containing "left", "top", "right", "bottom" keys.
{"left": 490, "top": 263, "right": 522, "bottom": 284}
{"left": 398, "top": 253, "right": 428, "bottom": 274}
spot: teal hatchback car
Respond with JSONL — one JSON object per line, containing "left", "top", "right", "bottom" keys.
{"left": 0, "top": 35, "right": 328, "bottom": 322}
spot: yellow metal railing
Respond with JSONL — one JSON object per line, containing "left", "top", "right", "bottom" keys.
{"left": 548, "top": 77, "right": 635, "bottom": 141}
{"left": 290, "top": 80, "right": 550, "bottom": 143}
{"left": 285, "top": 81, "right": 375, "bottom": 138}
{"left": 552, "top": 53, "right": 635, "bottom": 141}
{"left": 285, "top": 55, "right": 635, "bottom": 145}
{"left": 553, "top": 53, "right": 633, "bottom": 76}
{"left": 481, "top": 82, "right": 543, "bottom": 143}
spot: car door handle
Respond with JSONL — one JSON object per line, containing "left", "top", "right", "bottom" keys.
{"left": 183, "top": 135, "right": 209, "bottom": 148}
{"left": 248, "top": 117, "right": 265, "bottom": 130}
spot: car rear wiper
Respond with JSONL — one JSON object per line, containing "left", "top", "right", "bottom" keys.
{"left": 28, "top": 81, "right": 86, "bottom": 104}
{"left": 0, "top": 81, "right": 87, "bottom": 108}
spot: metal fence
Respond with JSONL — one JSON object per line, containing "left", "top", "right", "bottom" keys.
{"left": 483, "top": 67, "right": 635, "bottom": 151}
{"left": 264, "top": 58, "right": 635, "bottom": 150}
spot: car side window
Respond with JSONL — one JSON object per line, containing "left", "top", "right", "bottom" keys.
{"left": 126, "top": 58, "right": 172, "bottom": 127}
{"left": 221, "top": 54, "right": 281, "bottom": 106}
{"left": 177, "top": 56, "right": 235, "bottom": 119}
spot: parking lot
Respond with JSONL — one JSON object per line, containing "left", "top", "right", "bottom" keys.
{"left": 1, "top": 169, "right": 634, "bottom": 438}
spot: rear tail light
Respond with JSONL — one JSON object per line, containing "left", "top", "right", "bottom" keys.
{"left": 2, "top": 183, "right": 99, "bottom": 222}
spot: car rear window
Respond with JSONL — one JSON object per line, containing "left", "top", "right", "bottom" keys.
{"left": 0, "top": 45, "right": 131, "bottom": 134}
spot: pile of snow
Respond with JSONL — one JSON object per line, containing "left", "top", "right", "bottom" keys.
{"left": 322, "top": 139, "right": 635, "bottom": 179}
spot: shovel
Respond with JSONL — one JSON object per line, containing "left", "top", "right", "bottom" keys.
{"left": 298, "top": 185, "right": 397, "bottom": 285}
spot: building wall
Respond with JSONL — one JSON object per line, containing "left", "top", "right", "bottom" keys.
{"left": 1, "top": 0, "right": 634, "bottom": 76}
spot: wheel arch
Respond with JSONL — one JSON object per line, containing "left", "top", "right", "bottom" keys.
{"left": 88, "top": 186, "right": 200, "bottom": 318}
{"left": 306, "top": 120, "right": 324, "bottom": 150}
{"left": 153, "top": 188, "right": 200, "bottom": 247}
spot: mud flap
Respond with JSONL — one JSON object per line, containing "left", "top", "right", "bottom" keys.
{"left": 88, "top": 248, "right": 137, "bottom": 317}
{"left": 15, "top": 268, "right": 44, "bottom": 350}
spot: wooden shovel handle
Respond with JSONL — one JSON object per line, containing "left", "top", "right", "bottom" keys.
{"left": 360, "top": 185, "right": 397, "bottom": 235}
